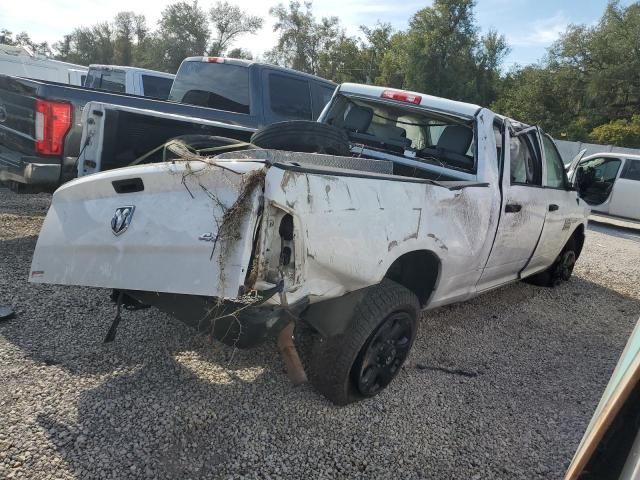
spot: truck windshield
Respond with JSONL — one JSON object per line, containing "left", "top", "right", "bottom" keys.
{"left": 168, "top": 61, "right": 250, "bottom": 114}
{"left": 85, "top": 69, "right": 126, "bottom": 93}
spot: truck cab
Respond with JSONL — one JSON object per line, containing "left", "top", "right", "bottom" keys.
{"left": 84, "top": 65, "right": 176, "bottom": 99}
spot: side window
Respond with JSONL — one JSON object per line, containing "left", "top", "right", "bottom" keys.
{"left": 311, "top": 83, "right": 336, "bottom": 118}
{"left": 579, "top": 157, "right": 621, "bottom": 182}
{"left": 510, "top": 135, "right": 540, "bottom": 185}
{"left": 494, "top": 123, "right": 503, "bottom": 168}
{"left": 542, "top": 135, "right": 567, "bottom": 188}
{"left": 141, "top": 75, "right": 173, "bottom": 99}
{"left": 621, "top": 159, "right": 640, "bottom": 181}
{"left": 268, "top": 74, "right": 312, "bottom": 120}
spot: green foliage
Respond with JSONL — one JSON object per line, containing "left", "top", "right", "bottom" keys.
{"left": 226, "top": 47, "right": 254, "bottom": 60}
{"left": 6, "top": 0, "right": 638, "bottom": 150}
{"left": 1, "top": 29, "right": 51, "bottom": 56}
{"left": 589, "top": 116, "right": 640, "bottom": 148}
{"left": 497, "top": 0, "right": 640, "bottom": 146}
{"left": 209, "top": 1, "right": 263, "bottom": 56}
{"left": 46, "top": 0, "right": 257, "bottom": 73}
{"left": 156, "top": 1, "right": 210, "bottom": 72}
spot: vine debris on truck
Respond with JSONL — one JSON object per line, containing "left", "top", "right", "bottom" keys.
{"left": 29, "top": 83, "right": 590, "bottom": 404}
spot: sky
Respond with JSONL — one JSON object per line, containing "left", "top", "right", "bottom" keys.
{"left": 1, "top": 0, "right": 637, "bottom": 68}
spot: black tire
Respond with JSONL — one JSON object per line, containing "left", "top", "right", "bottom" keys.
{"left": 526, "top": 237, "right": 577, "bottom": 287}
{"left": 306, "top": 279, "right": 420, "bottom": 405}
{"left": 250, "top": 120, "right": 351, "bottom": 156}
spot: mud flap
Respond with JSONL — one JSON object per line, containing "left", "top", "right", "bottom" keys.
{"left": 301, "top": 286, "right": 372, "bottom": 338}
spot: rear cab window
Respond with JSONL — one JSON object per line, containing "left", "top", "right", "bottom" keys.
{"left": 85, "top": 68, "right": 126, "bottom": 93}
{"left": 141, "top": 75, "right": 173, "bottom": 99}
{"left": 169, "top": 60, "right": 250, "bottom": 114}
{"left": 322, "top": 92, "right": 476, "bottom": 178}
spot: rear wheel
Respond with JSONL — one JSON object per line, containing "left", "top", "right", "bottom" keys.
{"left": 250, "top": 120, "right": 351, "bottom": 156}
{"left": 306, "top": 279, "right": 419, "bottom": 405}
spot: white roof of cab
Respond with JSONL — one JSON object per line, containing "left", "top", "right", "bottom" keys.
{"left": 583, "top": 152, "right": 640, "bottom": 161}
{"left": 88, "top": 65, "right": 175, "bottom": 79}
{"left": 338, "top": 83, "right": 482, "bottom": 119}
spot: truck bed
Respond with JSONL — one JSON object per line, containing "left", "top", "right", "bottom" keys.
{"left": 0, "top": 75, "right": 261, "bottom": 186}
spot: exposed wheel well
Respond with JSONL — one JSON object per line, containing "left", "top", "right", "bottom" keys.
{"left": 384, "top": 250, "right": 441, "bottom": 307}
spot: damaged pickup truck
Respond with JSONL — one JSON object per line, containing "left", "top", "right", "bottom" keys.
{"left": 29, "top": 83, "right": 590, "bottom": 404}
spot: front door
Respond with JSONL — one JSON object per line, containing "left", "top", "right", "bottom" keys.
{"left": 609, "top": 159, "right": 640, "bottom": 221}
{"left": 477, "top": 125, "right": 547, "bottom": 291}
{"left": 574, "top": 156, "right": 623, "bottom": 210}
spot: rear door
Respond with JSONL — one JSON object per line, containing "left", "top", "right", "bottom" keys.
{"left": 477, "top": 123, "right": 547, "bottom": 290}
{"left": 609, "top": 159, "right": 640, "bottom": 220}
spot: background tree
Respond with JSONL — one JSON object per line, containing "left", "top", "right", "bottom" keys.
{"left": 266, "top": 1, "right": 318, "bottom": 72}
{"left": 266, "top": 1, "right": 366, "bottom": 81}
{"left": 113, "top": 12, "right": 147, "bottom": 66}
{"left": 402, "top": 0, "right": 479, "bottom": 100}
{"left": 156, "top": 1, "right": 210, "bottom": 72}
{"left": 226, "top": 47, "right": 254, "bottom": 60}
{"left": 360, "top": 23, "right": 393, "bottom": 84}
{"left": 496, "top": 0, "right": 640, "bottom": 145}
{"left": 209, "top": 1, "right": 263, "bottom": 56}
{"left": 589, "top": 115, "right": 640, "bottom": 148}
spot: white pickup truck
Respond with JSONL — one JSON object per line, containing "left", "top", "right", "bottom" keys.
{"left": 29, "top": 83, "right": 590, "bottom": 404}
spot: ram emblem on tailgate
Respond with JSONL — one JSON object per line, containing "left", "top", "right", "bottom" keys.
{"left": 111, "top": 206, "right": 135, "bottom": 236}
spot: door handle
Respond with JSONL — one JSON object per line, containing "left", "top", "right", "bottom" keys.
{"left": 505, "top": 203, "right": 522, "bottom": 213}
{"left": 548, "top": 204, "right": 559, "bottom": 212}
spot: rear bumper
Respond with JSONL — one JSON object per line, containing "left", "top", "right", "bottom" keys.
{"left": 126, "top": 290, "right": 309, "bottom": 349}
{"left": 0, "top": 144, "right": 76, "bottom": 186}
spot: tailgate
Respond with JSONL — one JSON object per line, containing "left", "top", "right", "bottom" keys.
{"left": 30, "top": 160, "right": 266, "bottom": 298}
{"left": 0, "top": 75, "right": 37, "bottom": 156}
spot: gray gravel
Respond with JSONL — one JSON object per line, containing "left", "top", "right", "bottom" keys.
{"left": 1, "top": 187, "right": 639, "bottom": 480}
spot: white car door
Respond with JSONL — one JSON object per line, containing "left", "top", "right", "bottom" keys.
{"left": 608, "top": 158, "right": 640, "bottom": 221}
{"left": 522, "top": 131, "right": 579, "bottom": 276}
{"left": 476, "top": 123, "right": 547, "bottom": 291}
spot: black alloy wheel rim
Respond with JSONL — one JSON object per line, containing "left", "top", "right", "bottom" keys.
{"left": 554, "top": 250, "right": 576, "bottom": 284}
{"left": 353, "top": 312, "right": 414, "bottom": 396}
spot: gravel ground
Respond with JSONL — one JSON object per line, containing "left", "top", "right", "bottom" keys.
{"left": 1, "top": 187, "right": 639, "bottom": 480}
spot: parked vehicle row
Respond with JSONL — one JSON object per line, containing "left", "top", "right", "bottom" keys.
{"left": 30, "top": 83, "right": 591, "bottom": 404}
{"left": 0, "top": 43, "right": 87, "bottom": 86}
{"left": 0, "top": 57, "right": 335, "bottom": 189}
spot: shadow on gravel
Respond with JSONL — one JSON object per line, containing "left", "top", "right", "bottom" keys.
{"left": 2, "top": 207, "right": 639, "bottom": 478}
{"left": 1, "top": 271, "right": 638, "bottom": 478}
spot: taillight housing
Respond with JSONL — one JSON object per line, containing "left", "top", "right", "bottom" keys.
{"left": 203, "top": 57, "right": 224, "bottom": 63}
{"left": 381, "top": 89, "right": 422, "bottom": 105}
{"left": 34, "top": 99, "right": 72, "bottom": 156}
